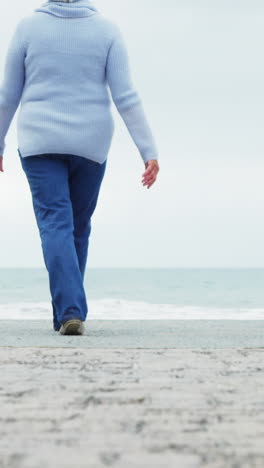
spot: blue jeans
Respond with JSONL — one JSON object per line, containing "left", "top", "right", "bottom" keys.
{"left": 18, "top": 149, "right": 107, "bottom": 330}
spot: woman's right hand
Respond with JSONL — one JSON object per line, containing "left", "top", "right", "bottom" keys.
{"left": 141, "top": 159, "right": 159, "bottom": 189}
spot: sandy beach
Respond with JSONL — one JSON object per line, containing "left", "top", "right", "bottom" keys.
{"left": 1, "top": 320, "right": 264, "bottom": 467}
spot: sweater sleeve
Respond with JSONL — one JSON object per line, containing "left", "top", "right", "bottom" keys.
{"left": 106, "top": 27, "right": 159, "bottom": 164}
{"left": 0, "top": 19, "right": 27, "bottom": 156}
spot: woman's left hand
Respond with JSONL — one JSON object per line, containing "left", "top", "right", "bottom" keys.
{"left": 142, "top": 159, "right": 159, "bottom": 189}
{"left": 0, "top": 157, "right": 3, "bottom": 172}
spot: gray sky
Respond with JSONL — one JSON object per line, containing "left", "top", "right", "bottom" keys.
{"left": 0, "top": 0, "right": 264, "bottom": 268}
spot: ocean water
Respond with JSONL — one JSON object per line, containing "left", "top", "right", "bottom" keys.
{"left": 0, "top": 267, "right": 264, "bottom": 320}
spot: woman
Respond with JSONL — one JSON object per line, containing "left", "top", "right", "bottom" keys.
{"left": 0, "top": 0, "right": 160, "bottom": 335}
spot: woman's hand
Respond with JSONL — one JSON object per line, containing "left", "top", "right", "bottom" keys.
{"left": 141, "top": 159, "right": 159, "bottom": 189}
{"left": 0, "top": 157, "right": 3, "bottom": 172}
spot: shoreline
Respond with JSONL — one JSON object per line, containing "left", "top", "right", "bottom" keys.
{"left": 0, "top": 319, "right": 264, "bottom": 348}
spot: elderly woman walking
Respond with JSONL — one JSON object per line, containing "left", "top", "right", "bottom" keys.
{"left": 0, "top": 0, "right": 160, "bottom": 335}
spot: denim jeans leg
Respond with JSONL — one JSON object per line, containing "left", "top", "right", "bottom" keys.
{"left": 52, "top": 299, "right": 60, "bottom": 331}
{"left": 19, "top": 153, "right": 88, "bottom": 326}
{"left": 69, "top": 156, "right": 107, "bottom": 280}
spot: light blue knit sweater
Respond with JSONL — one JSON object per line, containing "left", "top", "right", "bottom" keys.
{"left": 0, "top": 0, "right": 159, "bottom": 164}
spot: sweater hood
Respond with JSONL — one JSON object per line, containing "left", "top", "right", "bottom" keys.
{"left": 35, "top": 0, "right": 98, "bottom": 18}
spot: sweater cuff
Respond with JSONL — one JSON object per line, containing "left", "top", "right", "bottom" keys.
{"left": 0, "top": 143, "right": 5, "bottom": 156}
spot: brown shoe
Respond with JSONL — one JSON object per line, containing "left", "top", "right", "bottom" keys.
{"left": 59, "top": 319, "right": 85, "bottom": 336}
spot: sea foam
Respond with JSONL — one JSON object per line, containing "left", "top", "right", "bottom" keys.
{"left": 0, "top": 298, "right": 264, "bottom": 320}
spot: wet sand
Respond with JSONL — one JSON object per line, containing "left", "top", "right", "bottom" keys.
{"left": 1, "top": 320, "right": 264, "bottom": 467}
{"left": 1, "top": 319, "right": 264, "bottom": 348}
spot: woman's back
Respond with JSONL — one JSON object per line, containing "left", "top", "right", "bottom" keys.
{"left": 19, "top": 1, "right": 116, "bottom": 161}
{"left": 0, "top": 0, "right": 159, "bottom": 165}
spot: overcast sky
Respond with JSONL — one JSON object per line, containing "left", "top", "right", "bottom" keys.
{"left": 0, "top": 0, "right": 264, "bottom": 268}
